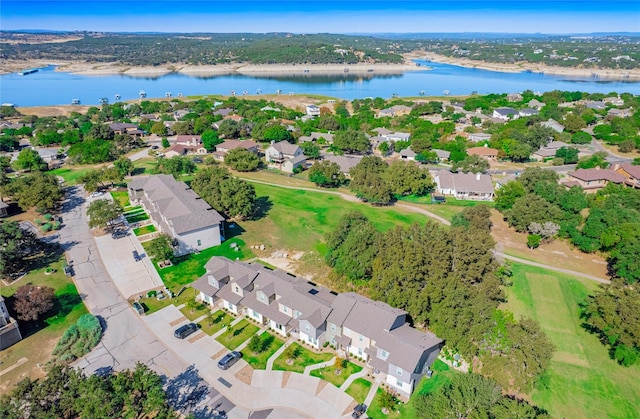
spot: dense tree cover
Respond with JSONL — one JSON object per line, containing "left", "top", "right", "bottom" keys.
{"left": 0, "top": 363, "right": 178, "bottom": 418}
{"left": 325, "top": 212, "right": 380, "bottom": 281}
{"left": 78, "top": 167, "right": 124, "bottom": 192}
{"left": 224, "top": 148, "right": 260, "bottom": 172}
{"left": 12, "top": 284, "right": 56, "bottom": 321}
{"left": 555, "top": 146, "right": 579, "bottom": 164}
{"left": 414, "top": 373, "right": 549, "bottom": 419}
{"left": 452, "top": 154, "right": 490, "bottom": 173}
{"left": 52, "top": 314, "right": 102, "bottom": 364}
{"left": 325, "top": 207, "right": 552, "bottom": 392}
{"left": 113, "top": 156, "right": 135, "bottom": 177}
{"left": 153, "top": 156, "right": 196, "bottom": 178}
{"left": 0, "top": 221, "right": 41, "bottom": 276}
{"left": 146, "top": 234, "right": 175, "bottom": 261}
{"left": 576, "top": 151, "right": 610, "bottom": 169}
{"left": 86, "top": 199, "right": 123, "bottom": 229}
{"left": 67, "top": 139, "right": 116, "bottom": 164}
{"left": 13, "top": 148, "right": 47, "bottom": 172}
{"left": 5, "top": 172, "right": 64, "bottom": 211}
{"left": 582, "top": 279, "right": 640, "bottom": 366}
{"left": 201, "top": 129, "right": 221, "bottom": 151}
{"left": 332, "top": 129, "right": 370, "bottom": 154}
{"left": 308, "top": 160, "right": 345, "bottom": 187}
{"left": 382, "top": 160, "right": 434, "bottom": 196}
{"left": 190, "top": 166, "right": 256, "bottom": 219}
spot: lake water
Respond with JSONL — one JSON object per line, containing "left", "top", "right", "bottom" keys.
{"left": 1, "top": 60, "right": 639, "bottom": 107}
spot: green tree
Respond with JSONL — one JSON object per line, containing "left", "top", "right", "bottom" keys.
{"left": 201, "top": 129, "right": 222, "bottom": 151}
{"left": 262, "top": 125, "right": 293, "bottom": 143}
{"left": 153, "top": 156, "right": 196, "bottom": 177}
{"left": 577, "top": 151, "right": 609, "bottom": 169}
{"left": 300, "top": 142, "right": 321, "bottom": 159}
{"left": 218, "top": 119, "right": 240, "bottom": 138}
{"left": 146, "top": 234, "right": 175, "bottom": 261}
{"left": 113, "top": 156, "right": 134, "bottom": 177}
{"left": 453, "top": 154, "right": 489, "bottom": 173}
{"left": 382, "top": 160, "right": 434, "bottom": 196}
{"left": 150, "top": 121, "right": 167, "bottom": 136}
{"left": 0, "top": 220, "right": 41, "bottom": 276}
{"left": 191, "top": 166, "right": 256, "bottom": 219}
{"left": 495, "top": 181, "right": 526, "bottom": 211}
{"left": 518, "top": 167, "right": 559, "bottom": 193}
{"left": 349, "top": 156, "right": 392, "bottom": 204}
{"left": 86, "top": 199, "right": 123, "bottom": 229}
{"left": 161, "top": 137, "right": 170, "bottom": 148}
{"left": 505, "top": 195, "right": 564, "bottom": 232}
{"left": 7, "top": 172, "right": 63, "bottom": 211}
{"left": 224, "top": 148, "right": 260, "bottom": 172}
{"left": 563, "top": 113, "right": 587, "bottom": 133}
{"left": 333, "top": 129, "right": 370, "bottom": 153}
{"left": 507, "top": 142, "right": 532, "bottom": 162}
{"left": 571, "top": 131, "right": 592, "bottom": 144}
{"left": 555, "top": 146, "right": 579, "bottom": 164}
{"left": 308, "top": 160, "right": 345, "bottom": 188}
{"left": 13, "top": 148, "right": 47, "bottom": 172}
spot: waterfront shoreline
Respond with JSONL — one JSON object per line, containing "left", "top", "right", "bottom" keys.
{"left": 417, "top": 52, "right": 640, "bottom": 81}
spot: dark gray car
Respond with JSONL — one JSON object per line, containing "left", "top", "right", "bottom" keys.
{"left": 217, "top": 351, "right": 241, "bottom": 370}
{"left": 174, "top": 323, "right": 198, "bottom": 339}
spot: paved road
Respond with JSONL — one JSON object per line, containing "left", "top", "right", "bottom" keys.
{"left": 242, "top": 178, "right": 609, "bottom": 283}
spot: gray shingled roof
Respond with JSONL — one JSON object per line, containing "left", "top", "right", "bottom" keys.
{"left": 128, "top": 175, "right": 224, "bottom": 235}
{"left": 437, "top": 171, "right": 494, "bottom": 194}
{"left": 380, "top": 324, "right": 442, "bottom": 373}
{"left": 272, "top": 141, "right": 301, "bottom": 156}
{"left": 335, "top": 293, "right": 407, "bottom": 339}
{"left": 323, "top": 155, "right": 361, "bottom": 174}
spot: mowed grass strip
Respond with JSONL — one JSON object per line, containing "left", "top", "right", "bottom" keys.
{"left": 215, "top": 319, "right": 259, "bottom": 350}
{"left": 133, "top": 225, "right": 157, "bottom": 236}
{"left": 241, "top": 183, "right": 429, "bottom": 253}
{"left": 345, "top": 377, "right": 372, "bottom": 403}
{"left": 272, "top": 343, "right": 334, "bottom": 374}
{"left": 241, "top": 332, "right": 285, "bottom": 370}
{"left": 502, "top": 263, "right": 640, "bottom": 419}
{"left": 309, "top": 361, "right": 362, "bottom": 387}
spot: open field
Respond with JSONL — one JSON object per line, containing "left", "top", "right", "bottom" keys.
{"left": 500, "top": 263, "right": 640, "bottom": 419}
{"left": 0, "top": 256, "right": 88, "bottom": 394}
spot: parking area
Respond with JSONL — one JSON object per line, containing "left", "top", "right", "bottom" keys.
{"left": 95, "top": 232, "right": 164, "bottom": 298}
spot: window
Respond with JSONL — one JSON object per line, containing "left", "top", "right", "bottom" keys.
{"left": 282, "top": 306, "right": 288, "bottom": 313}
{"left": 397, "top": 378, "right": 403, "bottom": 387}
{"left": 359, "top": 334, "right": 364, "bottom": 342}
{"left": 197, "top": 239, "right": 201, "bottom": 246}
{"left": 330, "top": 324, "right": 336, "bottom": 332}
{"left": 330, "top": 338, "right": 336, "bottom": 345}
{"left": 259, "top": 293, "right": 265, "bottom": 301}
{"left": 305, "top": 325, "right": 310, "bottom": 333}
{"left": 380, "top": 349, "right": 388, "bottom": 360}
{"left": 252, "top": 310, "right": 259, "bottom": 318}
{"left": 397, "top": 367, "right": 403, "bottom": 376}
{"left": 358, "top": 347, "right": 363, "bottom": 356}
{"left": 294, "top": 310, "right": 301, "bottom": 319}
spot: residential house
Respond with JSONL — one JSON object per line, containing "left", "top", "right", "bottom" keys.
{"left": 603, "top": 96, "right": 624, "bottom": 106}
{"left": 265, "top": 141, "right": 306, "bottom": 173}
{"left": 495, "top": 174, "right": 518, "bottom": 189}
{"left": 519, "top": 108, "right": 539, "bottom": 117}
{"left": 299, "top": 132, "right": 335, "bottom": 144}
{"left": 541, "top": 119, "right": 565, "bottom": 133}
{"left": 305, "top": 105, "right": 320, "bottom": 117}
{"left": 0, "top": 295, "right": 23, "bottom": 350}
{"left": 164, "top": 143, "right": 207, "bottom": 158}
{"left": 613, "top": 163, "right": 640, "bottom": 189}
{"left": 174, "top": 135, "right": 202, "bottom": 146}
{"left": 260, "top": 106, "right": 281, "bottom": 112}
{"left": 565, "top": 168, "right": 626, "bottom": 192}
{"left": 532, "top": 141, "right": 570, "bottom": 161}
{"left": 323, "top": 154, "right": 362, "bottom": 177}
{"left": 528, "top": 99, "right": 546, "bottom": 110}
{"left": 109, "top": 122, "right": 145, "bottom": 137}
{"left": 193, "top": 257, "right": 442, "bottom": 397}
{"left": 213, "top": 108, "right": 234, "bottom": 117}
{"left": 492, "top": 107, "right": 519, "bottom": 121}
{"left": 607, "top": 108, "right": 632, "bottom": 118}
{"left": 385, "top": 132, "right": 411, "bottom": 142}
{"left": 378, "top": 105, "right": 412, "bottom": 118}
{"left": 213, "top": 140, "right": 259, "bottom": 162}
{"left": 139, "top": 113, "right": 159, "bottom": 122}
{"left": 435, "top": 170, "right": 494, "bottom": 200}
{"left": 468, "top": 133, "right": 492, "bottom": 143}
{"left": 467, "top": 146, "right": 499, "bottom": 161}
{"left": 585, "top": 101, "right": 606, "bottom": 110}
{"left": 372, "top": 127, "right": 393, "bottom": 137}
{"left": 507, "top": 92, "right": 523, "bottom": 102}
{"left": 433, "top": 149, "right": 451, "bottom": 161}
{"left": 399, "top": 147, "right": 417, "bottom": 161}
{"left": 376, "top": 108, "right": 396, "bottom": 118}
{"left": 128, "top": 175, "right": 225, "bottom": 255}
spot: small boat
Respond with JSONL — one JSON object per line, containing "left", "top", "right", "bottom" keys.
{"left": 443, "top": 90, "right": 451, "bottom": 95}
{"left": 99, "top": 97, "right": 108, "bottom": 104}
{"left": 419, "top": 90, "right": 426, "bottom": 96}
{"left": 242, "top": 90, "right": 248, "bottom": 96}
{"left": 71, "top": 99, "right": 81, "bottom": 105}
{"left": 303, "top": 68, "right": 310, "bottom": 73}
{"left": 367, "top": 68, "right": 374, "bottom": 72}
{"left": 115, "top": 94, "right": 121, "bottom": 101}
{"left": 256, "top": 89, "right": 262, "bottom": 94}
{"left": 289, "top": 92, "right": 294, "bottom": 96}
{"left": 165, "top": 92, "right": 172, "bottom": 98}
{"left": 276, "top": 89, "right": 282, "bottom": 95}
{"left": 18, "top": 68, "right": 38, "bottom": 76}
{"left": 177, "top": 92, "right": 183, "bottom": 97}
{"left": 392, "top": 93, "right": 399, "bottom": 98}
{"left": 344, "top": 67, "right": 349, "bottom": 73}
{"left": 139, "top": 90, "right": 147, "bottom": 98}
{"left": 230, "top": 90, "right": 236, "bottom": 96}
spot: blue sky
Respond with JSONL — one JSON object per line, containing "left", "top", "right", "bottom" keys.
{"left": 2, "top": 1, "right": 639, "bottom": 34}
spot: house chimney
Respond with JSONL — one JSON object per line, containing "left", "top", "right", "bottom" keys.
{"left": 271, "top": 140, "right": 275, "bottom": 145}
{"left": 476, "top": 172, "right": 481, "bottom": 181}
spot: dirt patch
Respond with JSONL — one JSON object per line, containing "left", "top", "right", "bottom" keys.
{"left": 490, "top": 210, "right": 608, "bottom": 278}
{"left": 169, "top": 317, "right": 187, "bottom": 327}
{"left": 187, "top": 332, "right": 206, "bottom": 343}
{"left": 211, "top": 348, "right": 228, "bottom": 361}
{"left": 235, "top": 365, "right": 253, "bottom": 385}
{"left": 315, "top": 380, "right": 328, "bottom": 396}
{"left": 282, "top": 371, "right": 291, "bottom": 387}
{"left": 343, "top": 400, "right": 359, "bottom": 416}
{"left": 16, "top": 105, "right": 91, "bottom": 118}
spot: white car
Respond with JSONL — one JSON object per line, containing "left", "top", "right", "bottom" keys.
{"left": 90, "top": 191, "right": 104, "bottom": 198}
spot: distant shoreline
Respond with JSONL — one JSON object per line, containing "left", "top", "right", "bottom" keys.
{"left": 416, "top": 52, "right": 640, "bottom": 81}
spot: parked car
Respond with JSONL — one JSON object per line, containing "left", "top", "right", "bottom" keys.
{"left": 174, "top": 323, "right": 198, "bottom": 339}
{"left": 111, "top": 230, "right": 128, "bottom": 239}
{"left": 352, "top": 404, "right": 367, "bottom": 418}
{"left": 90, "top": 191, "right": 104, "bottom": 198}
{"left": 217, "top": 351, "right": 241, "bottom": 370}
{"left": 132, "top": 250, "right": 141, "bottom": 261}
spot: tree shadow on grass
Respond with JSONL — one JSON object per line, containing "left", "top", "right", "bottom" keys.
{"left": 251, "top": 196, "right": 273, "bottom": 221}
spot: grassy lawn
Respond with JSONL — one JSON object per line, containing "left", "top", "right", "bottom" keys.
{"left": 179, "top": 302, "right": 211, "bottom": 321}
{"left": 133, "top": 224, "right": 157, "bottom": 236}
{"left": 399, "top": 195, "right": 494, "bottom": 222}
{"left": 110, "top": 191, "right": 130, "bottom": 208}
{"left": 309, "top": 361, "right": 363, "bottom": 387}
{"left": 132, "top": 157, "right": 157, "bottom": 176}
{"left": 131, "top": 286, "right": 197, "bottom": 315}
{"left": 197, "top": 310, "right": 234, "bottom": 336}
{"left": 125, "top": 212, "right": 150, "bottom": 223}
{"left": 215, "top": 319, "right": 260, "bottom": 350}
{"left": 500, "top": 263, "right": 640, "bottom": 419}
{"left": 123, "top": 205, "right": 143, "bottom": 213}
{"left": 345, "top": 377, "right": 372, "bottom": 403}
{"left": 146, "top": 237, "right": 254, "bottom": 290}
{"left": 50, "top": 165, "right": 99, "bottom": 185}
{"left": 241, "top": 183, "right": 429, "bottom": 254}
{"left": 272, "top": 342, "right": 334, "bottom": 374}
{"left": 241, "top": 332, "right": 285, "bottom": 370}
{"left": 0, "top": 255, "right": 88, "bottom": 393}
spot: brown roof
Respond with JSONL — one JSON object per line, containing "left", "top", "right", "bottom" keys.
{"left": 568, "top": 168, "right": 626, "bottom": 183}
{"left": 216, "top": 139, "right": 259, "bottom": 152}
{"left": 617, "top": 163, "right": 640, "bottom": 180}
{"left": 467, "top": 147, "right": 499, "bottom": 157}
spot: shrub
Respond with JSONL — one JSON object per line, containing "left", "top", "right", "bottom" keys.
{"left": 41, "top": 223, "right": 52, "bottom": 232}
{"left": 52, "top": 221, "right": 61, "bottom": 230}
{"left": 52, "top": 314, "right": 102, "bottom": 363}
{"left": 527, "top": 234, "right": 541, "bottom": 249}
{"left": 44, "top": 213, "right": 53, "bottom": 221}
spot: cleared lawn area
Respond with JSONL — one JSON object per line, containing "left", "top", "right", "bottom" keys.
{"left": 345, "top": 378, "right": 372, "bottom": 404}
{"left": 146, "top": 238, "right": 254, "bottom": 290}
{"left": 110, "top": 190, "right": 130, "bottom": 208}
{"left": 132, "top": 157, "right": 157, "bottom": 175}
{"left": 131, "top": 286, "right": 197, "bottom": 315}
{"left": 133, "top": 224, "right": 157, "bottom": 236}
{"left": 198, "top": 310, "right": 234, "bottom": 336}
{"left": 50, "top": 166, "right": 99, "bottom": 185}
{"left": 179, "top": 302, "right": 210, "bottom": 321}
{"left": 0, "top": 255, "right": 88, "bottom": 394}
{"left": 215, "top": 319, "right": 260, "bottom": 350}
{"left": 272, "top": 343, "right": 334, "bottom": 374}
{"left": 310, "top": 361, "right": 362, "bottom": 387}
{"left": 241, "top": 332, "right": 285, "bottom": 370}
{"left": 241, "top": 183, "right": 429, "bottom": 253}
{"left": 501, "top": 263, "right": 640, "bottom": 419}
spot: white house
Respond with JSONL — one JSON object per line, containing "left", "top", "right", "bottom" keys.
{"left": 305, "top": 105, "right": 320, "bottom": 116}
{"left": 265, "top": 141, "right": 306, "bottom": 173}
{"left": 492, "top": 107, "right": 519, "bottom": 121}
{"left": 435, "top": 170, "right": 494, "bottom": 201}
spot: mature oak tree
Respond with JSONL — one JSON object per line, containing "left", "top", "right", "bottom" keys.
{"left": 86, "top": 199, "right": 123, "bottom": 229}
{"left": 12, "top": 284, "right": 55, "bottom": 321}
{"left": 0, "top": 220, "right": 41, "bottom": 276}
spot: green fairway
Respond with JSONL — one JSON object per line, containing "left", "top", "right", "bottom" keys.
{"left": 240, "top": 183, "right": 430, "bottom": 253}
{"left": 502, "top": 263, "right": 640, "bottom": 419}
